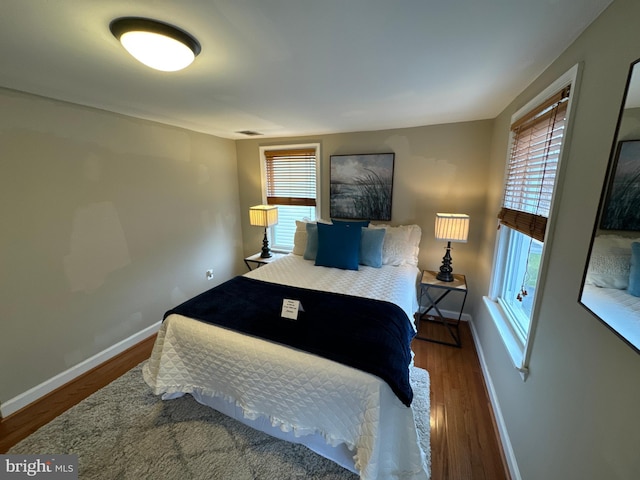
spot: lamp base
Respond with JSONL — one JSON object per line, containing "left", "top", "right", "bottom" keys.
{"left": 436, "top": 241, "right": 454, "bottom": 282}
{"left": 260, "top": 228, "right": 272, "bottom": 258}
{"left": 436, "top": 270, "right": 454, "bottom": 282}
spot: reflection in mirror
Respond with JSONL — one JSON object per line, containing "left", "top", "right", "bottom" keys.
{"left": 580, "top": 59, "right": 640, "bottom": 353}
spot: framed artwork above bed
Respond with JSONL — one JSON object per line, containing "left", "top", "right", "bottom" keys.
{"left": 330, "top": 153, "right": 394, "bottom": 221}
{"left": 600, "top": 139, "right": 640, "bottom": 231}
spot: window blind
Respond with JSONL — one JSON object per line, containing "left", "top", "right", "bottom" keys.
{"left": 265, "top": 148, "right": 317, "bottom": 207}
{"left": 498, "top": 86, "right": 570, "bottom": 242}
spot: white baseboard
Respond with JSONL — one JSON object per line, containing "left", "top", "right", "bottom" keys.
{"left": 0, "top": 321, "right": 161, "bottom": 419}
{"left": 468, "top": 318, "right": 522, "bottom": 480}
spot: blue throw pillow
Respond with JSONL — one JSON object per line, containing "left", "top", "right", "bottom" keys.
{"left": 331, "top": 219, "right": 370, "bottom": 229}
{"left": 315, "top": 222, "right": 362, "bottom": 270}
{"left": 628, "top": 242, "right": 640, "bottom": 297}
{"left": 360, "top": 227, "right": 385, "bottom": 268}
{"left": 303, "top": 223, "right": 319, "bottom": 260}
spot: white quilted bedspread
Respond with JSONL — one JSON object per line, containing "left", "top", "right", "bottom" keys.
{"left": 245, "top": 254, "right": 421, "bottom": 324}
{"left": 582, "top": 284, "right": 640, "bottom": 350}
{"left": 143, "top": 255, "right": 428, "bottom": 479}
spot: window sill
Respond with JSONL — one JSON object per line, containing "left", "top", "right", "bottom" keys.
{"left": 482, "top": 296, "right": 529, "bottom": 381}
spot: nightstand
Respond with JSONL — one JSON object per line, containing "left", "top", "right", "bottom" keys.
{"left": 416, "top": 269, "right": 468, "bottom": 347}
{"left": 244, "top": 252, "right": 286, "bottom": 271}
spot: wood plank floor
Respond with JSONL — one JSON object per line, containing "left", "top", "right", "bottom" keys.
{"left": 413, "top": 320, "right": 510, "bottom": 480}
{"left": 1, "top": 322, "right": 510, "bottom": 480}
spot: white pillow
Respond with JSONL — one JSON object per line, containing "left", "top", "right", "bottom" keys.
{"left": 292, "top": 220, "right": 308, "bottom": 255}
{"left": 369, "top": 224, "right": 422, "bottom": 266}
{"left": 292, "top": 218, "right": 332, "bottom": 256}
{"left": 585, "top": 235, "right": 637, "bottom": 289}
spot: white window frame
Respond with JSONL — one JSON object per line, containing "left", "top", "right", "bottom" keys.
{"left": 484, "top": 64, "right": 581, "bottom": 379}
{"left": 259, "top": 143, "right": 322, "bottom": 252}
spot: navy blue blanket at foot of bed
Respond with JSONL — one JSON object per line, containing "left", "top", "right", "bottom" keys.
{"left": 164, "top": 275, "right": 415, "bottom": 406}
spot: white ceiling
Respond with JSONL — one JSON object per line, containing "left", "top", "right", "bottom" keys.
{"left": 0, "top": 0, "right": 613, "bottom": 140}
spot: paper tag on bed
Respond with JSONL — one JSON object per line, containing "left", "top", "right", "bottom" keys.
{"left": 281, "top": 299, "right": 301, "bottom": 320}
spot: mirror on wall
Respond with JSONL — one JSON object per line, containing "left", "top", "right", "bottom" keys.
{"left": 579, "top": 58, "right": 640, "bottom": 354}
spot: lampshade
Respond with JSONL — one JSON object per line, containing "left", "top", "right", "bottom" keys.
{"left": 435, "top": 213, "right": 469, "bottom": 243}
{"left": 110, "top": 17, "right": 201, "bottom": 72}
{"left": 249, "top": 205, "right": 279, "bottom": 227}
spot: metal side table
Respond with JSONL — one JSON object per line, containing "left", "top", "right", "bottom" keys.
{"left": 416, "top": 269, "right": 467, "bottom": 347}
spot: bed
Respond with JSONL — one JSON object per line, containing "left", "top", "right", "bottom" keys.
{"left": 581, "top": 234, "right": 640, "bottom": 350}
{"left": 581, "top": 284, "right": 640, "bottom": 350}
{"left": 143, "top": 223, "right": 430, "bottom": 479}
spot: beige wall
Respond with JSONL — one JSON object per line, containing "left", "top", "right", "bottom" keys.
{"left": 473, "top": 0, "right": 640, "bottom": 478}
{"left": 0, "top": 89, "right": 243, "bottom": 404}
{"left": 236, "top": 121, "right": 493, "bottom": 318}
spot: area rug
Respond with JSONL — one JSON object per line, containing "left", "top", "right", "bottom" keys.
{"left": 9, "top": 363, "right": 430, "bottom": 479}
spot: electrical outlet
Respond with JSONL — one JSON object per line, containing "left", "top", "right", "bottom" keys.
{"left": 206, "top": 269, "right": 214, "bottom": 280}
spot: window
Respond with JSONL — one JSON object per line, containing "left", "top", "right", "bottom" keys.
{"left": 260, "top": 145, "right": 320, "bottom": 251}
{"left": 487, "top": 65, "right": 578, "bottom": 377}
{"left": 498, "top": 229, "right": 543, "bottom": 339}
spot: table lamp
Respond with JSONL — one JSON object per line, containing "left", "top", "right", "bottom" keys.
{"left": 434, "top": 213, "right": 469, "bottom": 282}
{"left": 249, "top": 205, "right": 279, "bottom": 258}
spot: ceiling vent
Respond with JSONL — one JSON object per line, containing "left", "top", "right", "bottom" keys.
{"left": 236, "top": 130, "right": 263, "bottom": 136}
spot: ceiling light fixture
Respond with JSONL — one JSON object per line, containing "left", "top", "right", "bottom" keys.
{"left": 110, "top": 17, "right": 201, "bottom": 72}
